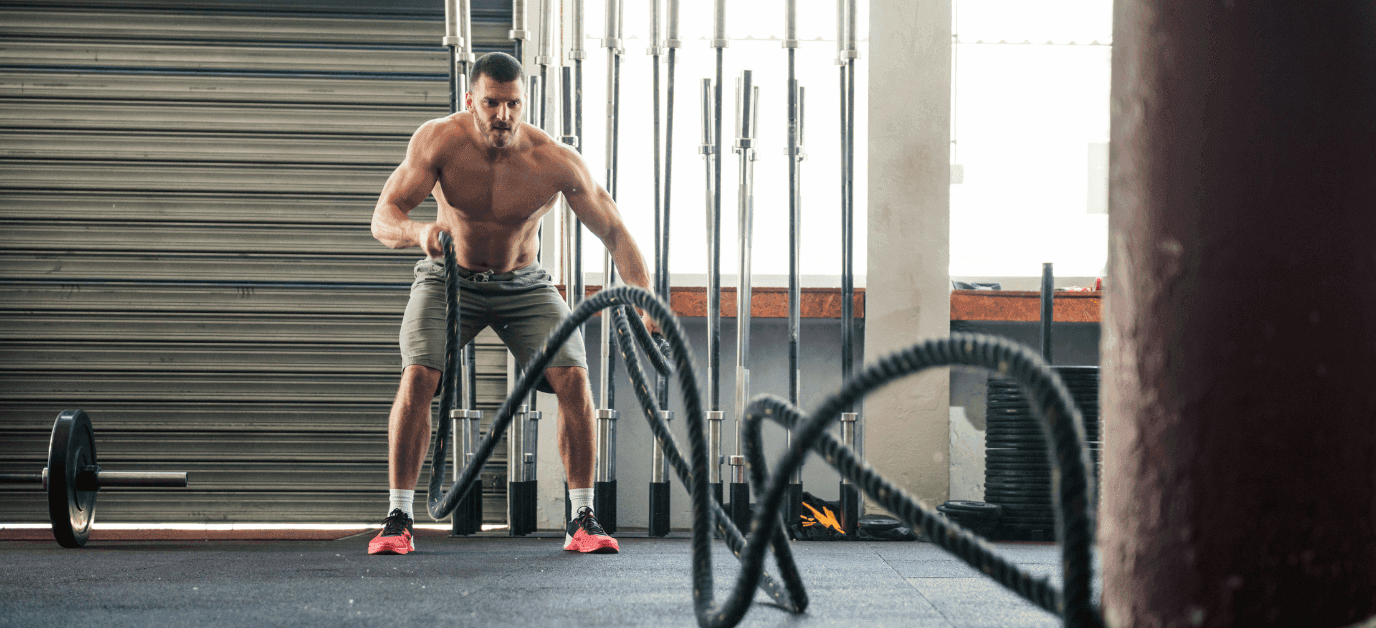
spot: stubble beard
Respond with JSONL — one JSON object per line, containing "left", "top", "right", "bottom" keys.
{"left": 484, "top": 124, "right": 514, "bottom": 149}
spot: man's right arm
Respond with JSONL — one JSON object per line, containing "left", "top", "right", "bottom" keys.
{"left": 371, "top": 120, "right": 444, "bottom": 257}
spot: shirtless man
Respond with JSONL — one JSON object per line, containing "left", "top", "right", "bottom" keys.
{"left": 366, "top": 52, "right": 656, "bottom": 555}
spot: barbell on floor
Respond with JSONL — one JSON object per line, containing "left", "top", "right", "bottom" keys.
{"left": 0, "top": 410, "right": 189, "bottom": 548}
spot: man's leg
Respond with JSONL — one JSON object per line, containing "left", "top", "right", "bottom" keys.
{"left": 543, "top": 366, "right": 595, "bottom": 489}
{"left": 369, "top": 364, "right": 440, "bottom": 555}
{"left": 389, "top": 365, "right": 442, "bottom": 491}
{"left": 545, "top": 365, "right": 619, "bottom": 553}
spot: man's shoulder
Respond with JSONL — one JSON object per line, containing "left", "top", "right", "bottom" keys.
{"left": 416, "top": 113, "right": 469, "bottom": 140}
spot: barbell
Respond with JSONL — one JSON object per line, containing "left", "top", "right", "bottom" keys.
{"left": 0, "top": 410, "right": 189, "bottom": 548}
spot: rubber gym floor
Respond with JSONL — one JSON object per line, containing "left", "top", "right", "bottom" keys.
{"left": 0, "top": 528, "right": 1097, "bottom": 628}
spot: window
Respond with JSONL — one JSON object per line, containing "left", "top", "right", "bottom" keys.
{"left": 950, "top": 0, "right": 1112, "bottom": 282}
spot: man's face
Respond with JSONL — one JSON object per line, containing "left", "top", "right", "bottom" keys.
{"left": 467, "top": 75, "right": 524, "bottom": 149}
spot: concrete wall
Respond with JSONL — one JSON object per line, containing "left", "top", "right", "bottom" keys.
{"left": 863, "top": 0, "right": 953, "bottom": 509}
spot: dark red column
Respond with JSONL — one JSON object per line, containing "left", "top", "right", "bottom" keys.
{"left": 1104, "top": 2, "right": 1376, "bottom": 627}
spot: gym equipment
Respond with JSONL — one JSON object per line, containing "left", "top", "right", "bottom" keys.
{"left": 782, "top": 0, "right": 807, "bottom": 531}
{"left": 442, "top": 2, "right": 483, "bottom": 536}
{"left": 593, "top": 0, "right": 625, "bottom": 534}
{"left": 646, "top": 0, "right": 681, "bottom": 538}
{"left": 835, "top": 0, "right": 863, "bottom": 537}
{"left": 702, "top": 0, "right": 727, "bottom": 511}
{"left": 423, "top": 224, "right": 1101, "bottom": 626}
{"left": 728, "top": 69, "right": 760, "bottom": 533}
{"left": 0, "top": 410, "right": 189, "bottom": 548}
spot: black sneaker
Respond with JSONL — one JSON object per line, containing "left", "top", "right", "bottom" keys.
{"left": 563, "top": 506, "right": 620, "bottom": 553}
{"left": 368, "top": 508, "right": 415, "bottom": 555}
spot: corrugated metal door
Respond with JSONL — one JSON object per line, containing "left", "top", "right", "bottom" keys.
{"left": 0, "top": 0, "right": 515, "bottom": 524}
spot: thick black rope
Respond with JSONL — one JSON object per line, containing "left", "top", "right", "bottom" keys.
{"left": 425, "top": 235, "right": 1103, "bottom": 628}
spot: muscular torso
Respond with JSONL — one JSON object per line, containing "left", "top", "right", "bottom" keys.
{"left": 430, "top": 113, "right": 566, "bottom": 273}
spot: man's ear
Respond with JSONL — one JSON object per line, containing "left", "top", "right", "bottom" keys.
{"left": 464, "top": 91, "right": 473, "bottom": 110}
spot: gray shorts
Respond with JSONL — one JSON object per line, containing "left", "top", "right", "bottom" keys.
{"left": 399, "top": 258, "right": 587, "bottom": 375}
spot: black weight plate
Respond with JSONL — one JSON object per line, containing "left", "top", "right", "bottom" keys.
{"left": 985, "top": 455, "right": 1054, "bottom": 464}
{"left": 985, "top": 470, "right": 1052, "bottom": 478}
{"left": 939, "top": 500, "right": 1002, "bottom": 516}
{"left": 985, "top": 495, "right": 1053, "bottom": 504}
{"left": 985, "top": 449, "right": 1052, "bottom": 457}
{"left": 979, "top": 494, "right": 1049, "bottom": 505}
{"left": 984, "top": 483, "right": 1053, "bottom": 493}
{"left": 985, "top": 461, "right": 1051, "bottom": 469}
{"left": 985, "top": 474, "right": 1053, "bottom": 484}
{"left": 984, "top": 482, "right": 1054, "bottom": 494}
{"left": 996, "top": 512, "right": 1056, "bottom": 523}
{"left": 48, "top": 409, "right": 97, "bottom": 548}
{"left": 999, "top": 507, "right": 1057, "bottom": 517}
{"left": 936, "top": 508, "right": 996, "bottom": 524}
{"left": 985, "top": 436, "right": 1052, "bottom": 445}
{"left": 984, "top": 435, "right": 1052, "bottom": 444}
{"left": 858, "top": 515, "right": 902, "bottom": 532}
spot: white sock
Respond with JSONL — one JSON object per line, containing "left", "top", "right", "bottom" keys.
{"left": 389, "top": 489, "right": 415, "bottom": 519}
{"left": 568, "top": 488, "right": 594, "bottom": 518}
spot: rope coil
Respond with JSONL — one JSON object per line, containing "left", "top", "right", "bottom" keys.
{"left": 425, "top": 234, "right": 1103, "bottom": 628}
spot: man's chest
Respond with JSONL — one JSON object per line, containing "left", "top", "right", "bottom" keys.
{"left": 437, "top": 157, "right": 561, "bottom": 221}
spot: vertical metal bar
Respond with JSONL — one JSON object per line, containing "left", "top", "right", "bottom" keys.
{"left": 594, "top": 0, "right": 624, "bottom": 534}
{"left": 564, "top": 0, "right": 588, "bottom": 527}
{"left": 730, "top": 70, "right": 759, "bottom": 532}
{"left": 733, "top": 71, "right": 757, "bottom": 463}
{"left": 649, "top": 0, "right": 668, "bottom": 409}
{"left": 562, "top": 66, "right": 580, "bottom": 310}
{"left": 509, "top": 405, "right": 528, "bottom": 484}
{"left": 1041, "top": 262, "right": 1054, "bottom": 363}
{"left": 710, "top": 0, "right": 726, "bottom": 416}
{"left": 699, "top": 77, "right": 724, "bottom": 498}
{"left": 842, "top": 0, "right": 862, "bottom": 461}
{"left": 511, "top": 0, "right": 529, "bottom": 59}
{"left": 664, "top": 0, "right": 680, "bottom": 311}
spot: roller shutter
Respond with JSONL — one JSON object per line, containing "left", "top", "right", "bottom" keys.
{"left": 0, "top": 0, "right": 516, "bottom": 524}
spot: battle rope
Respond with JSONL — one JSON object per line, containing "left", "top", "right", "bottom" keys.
{"left": 426, "top": 234, "right": 1104, "bottom": 628}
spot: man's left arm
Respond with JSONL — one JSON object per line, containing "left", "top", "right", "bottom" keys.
{"left": 558, "top": 146, "right": 661, "bottom": 333}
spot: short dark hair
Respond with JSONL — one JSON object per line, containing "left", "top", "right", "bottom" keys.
{"left": 469, "top": 52, "right": 524, "bottom": 86}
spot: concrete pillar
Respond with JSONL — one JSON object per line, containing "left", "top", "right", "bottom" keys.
{"left": 865, "top": 0, "right": 952, "bottom": 506}
{"left": 1104, "top": 2, "right": 1376, "bottom": 626}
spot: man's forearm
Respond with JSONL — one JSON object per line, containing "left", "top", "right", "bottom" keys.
{"left": 606, "top": 231, "right": 653, "bottom": 291}
{"left": 371, "top": 204, "right": 427, "bottom": 250}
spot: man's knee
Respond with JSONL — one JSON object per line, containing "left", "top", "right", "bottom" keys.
{"left": 401, "top": 364, "right": 442, "bottom": 400}
{"left": 543, "top": 366, "right": 588, "bottom": 396}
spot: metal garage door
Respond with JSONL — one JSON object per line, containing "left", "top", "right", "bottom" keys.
{"left": 0, "top": 0, "right": 515, "bottom": 524}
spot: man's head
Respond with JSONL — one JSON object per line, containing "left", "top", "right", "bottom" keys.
{"left": 465, "top": 52, "right": 526, "bottom": 149}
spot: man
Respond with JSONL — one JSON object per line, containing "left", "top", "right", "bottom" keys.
{"left": 367, "top": 52, "right": 657, "bottom": 555}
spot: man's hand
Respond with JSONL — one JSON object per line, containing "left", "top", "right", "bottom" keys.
{"left": 419, "top": 223, "right": 445, "bottom": 259}
{"left": 638, "top": 308, "right": 662, "bottom": 335}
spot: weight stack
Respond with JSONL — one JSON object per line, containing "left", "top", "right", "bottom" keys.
{"left": 984, "top": 366, "right": 1101, "bottom": 541}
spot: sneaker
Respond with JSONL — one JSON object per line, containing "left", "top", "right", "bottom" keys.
{"left": 367, "top": 509, "right": 415, "bottom": 555}
{"left": 564, "top": 506, "right": 620, "bottom": 554}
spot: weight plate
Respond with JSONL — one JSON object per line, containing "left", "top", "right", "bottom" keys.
{"left": 939, "top": 500, "right": 1002, "bottom": 516}
{"left": 985, "top": 449, "right": 1053, "bottom": 457}
{"left": 985, "top": 461, "right": 1052, "bottom": 470}
{"left": 48, "top": 410, "right": 97, "bottom": 548}
{"left": 979, "top": 494, "right": 1049, "bottom": 505}
{"left": 985, "top": 473, "right": 1053, "bottom": 483}
{"left": 984, "top": 482, "right": 1054, "bottom": 493}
